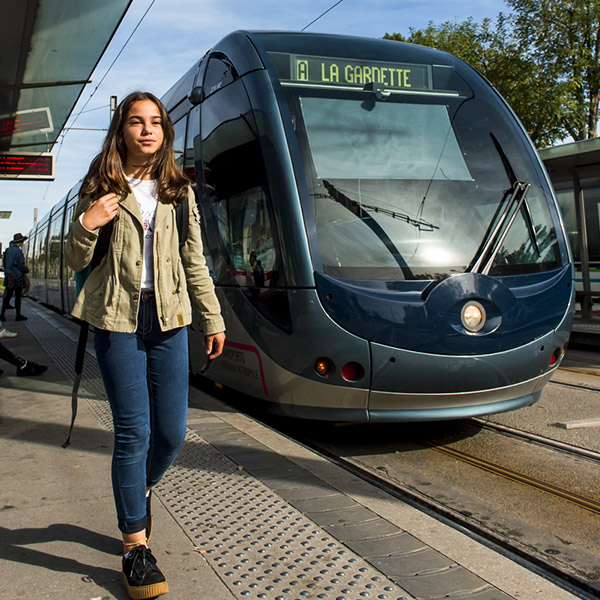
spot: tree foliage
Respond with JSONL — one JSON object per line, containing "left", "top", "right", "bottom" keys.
{"left": 384, "top": 0, "right": 600, "bottom": 147}
{"left": 507, "top": 0, "right": 600, "bottom": 142}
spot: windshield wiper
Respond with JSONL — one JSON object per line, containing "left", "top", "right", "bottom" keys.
{"left": 520, "top": 195, "right": 541, "bottom": 257}
{"left": 468, "top": 132, "right": 540, "bottom": 274}
{"left": 468, "top": 180, "right": 531, "bottom": 274}
{"left": 321, "top": 180, "right": 438, "bottom": 231}
{"left": 362, "top": 204, "right": 439, "bottom": 232}
{"left": 321, "top": 180, "right": 414, "bottom": 277}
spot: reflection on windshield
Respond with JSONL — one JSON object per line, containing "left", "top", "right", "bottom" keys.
{"left": 289, "top": 88, "right": 562, "bottom": 281}
{"left": 323, "top": 180, "right": 438, "bottom": 232}
{"left": 300, "top": 97, "right": 472, "bottom": 181}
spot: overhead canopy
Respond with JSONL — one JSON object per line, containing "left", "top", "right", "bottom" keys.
{"left": 539, "top": 137, "right": 600, "bottom": 176}
{"left": 0, "top": 0, "right": 132, "bottom": 153}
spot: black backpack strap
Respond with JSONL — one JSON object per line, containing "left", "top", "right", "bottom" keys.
{"left": 63, "top": 219, "right": 114, "bottom": 448}
{"left": 62, "top": 322, "right": 89, "bottom": 448}
{"left": 91, "top": 219, "right": 114, "bottom": 268}
{"left": 175, "top": 195, "right": 189, "bottom": 250}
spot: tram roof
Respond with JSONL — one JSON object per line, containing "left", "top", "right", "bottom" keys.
{"left": 0, "top": 0, "right": 132, "bottom": 154}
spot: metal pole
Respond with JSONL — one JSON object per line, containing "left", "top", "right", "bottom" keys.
{"left": 110, "top": 96, "right": 117, "bottom": 123}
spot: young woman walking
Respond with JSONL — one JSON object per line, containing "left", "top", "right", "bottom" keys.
{"left": 65, "top": 91, "right": 225, "bottom": 599}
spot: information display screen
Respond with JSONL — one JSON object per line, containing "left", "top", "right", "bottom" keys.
{"left": 284, "top": 54, "right": 432, "bottom": 90}
{"left": 0, "top": 152, "right": 54, "bottom": 180}
{"left": 0, "top": 108, "right": 53, "bottom": 138}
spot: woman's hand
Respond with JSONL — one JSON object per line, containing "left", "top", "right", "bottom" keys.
{"left": 81, "top": 192, "right": 120, "bottom": 231}
{"left": 205, "top": 331, "right": 226, "bottom": 360}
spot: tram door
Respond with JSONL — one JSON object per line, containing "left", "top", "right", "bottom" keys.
{"left": 46, "top": 205, "right": 64, "bottom": 309}
{"left": 63, "top": 192, "right": 79, "bottom": 312}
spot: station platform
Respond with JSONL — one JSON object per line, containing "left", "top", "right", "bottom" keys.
{"left": 570, "top": 314, "right": 600, "bottom": 346}
{"left": 0, "top": 299, "right": 582, "bottom": 600}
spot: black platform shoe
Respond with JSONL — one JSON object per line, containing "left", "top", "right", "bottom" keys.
{"left": 122, "top": 545, "right": 168, "bottom": 599}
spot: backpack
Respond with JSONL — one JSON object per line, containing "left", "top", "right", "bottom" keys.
{"left": 63, "top": 198, "right": 189, "bottom": 447}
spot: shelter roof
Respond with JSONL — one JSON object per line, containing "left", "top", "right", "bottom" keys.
{"left": 0, "top": 0, "right": 132, "bottom": 153}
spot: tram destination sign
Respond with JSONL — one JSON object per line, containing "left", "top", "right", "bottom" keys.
{"left": 289, "top": 54, "right": 432, "bottom": 90}
{"left": 0, "top": 152, "right": 54, "bottom": 180}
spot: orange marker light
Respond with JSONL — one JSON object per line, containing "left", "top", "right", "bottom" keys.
{"left": 315, "top": 358, "right": 334, "bottom": 377}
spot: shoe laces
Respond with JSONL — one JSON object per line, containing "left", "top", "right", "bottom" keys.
{"left": 127, "top": 545, "right": 156, "bottom": 578}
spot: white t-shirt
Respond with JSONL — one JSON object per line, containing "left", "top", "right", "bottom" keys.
{"left": 128, "top": 177, "right": 158, "bottom": 291}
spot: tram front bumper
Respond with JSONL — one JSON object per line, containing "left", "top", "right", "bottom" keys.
{"left": 367, "top": 369, "right": 553, "bottom": 422}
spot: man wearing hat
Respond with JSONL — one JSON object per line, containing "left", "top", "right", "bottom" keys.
{"left": 1, "top": 233, "right": 29, "bottom": 322}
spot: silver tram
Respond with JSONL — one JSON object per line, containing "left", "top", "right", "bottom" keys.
{"left": 26, "top": 31, "right": 574, "bottom": 422}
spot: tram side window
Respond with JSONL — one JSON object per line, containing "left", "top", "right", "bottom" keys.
{"left": 186, "top": 109, "right": 198, "bottom": 182}
{"left": 47, "top": 211, "right": 63, "bottom": 281}
{"left": 24, "top": 235, "right": 34, "bottom": 269}
{"left": 203, "top": 55, "right": 236, "bottom": 98}
{"left": 173, "top": 117, "right": 186, "bottom": 173}
{"left": 197, "top": 79, "right": 285, "bottom": 290}
{"left": 33, "top": 222, "right": 49, "bottom": 279}
{"left": 63, "top": 194, "right": 79, "bottom": 284}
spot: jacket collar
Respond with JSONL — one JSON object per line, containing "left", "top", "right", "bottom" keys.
{"left": 155, "top": 198, "right": 174, "bottom": 226}
{"left": 119, "top": 190, "right": 174, "bottom": 228}
{"left": 119, "top": 191, "right": 143, "bottom": 226}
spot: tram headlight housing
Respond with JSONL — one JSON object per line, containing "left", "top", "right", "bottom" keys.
{"left": 461, "top": 301, "right": 486, "bottom": 333}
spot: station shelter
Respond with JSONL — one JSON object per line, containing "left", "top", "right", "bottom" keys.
{"left": 0, "top": 0, "right": 132, "bottom": 253}
{"left": 540, "top": 138, "right": 600, "bottom": 320}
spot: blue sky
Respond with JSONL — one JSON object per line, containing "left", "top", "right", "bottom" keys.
{"left": 1, "top": 0, "right": 508, "bottom": 249}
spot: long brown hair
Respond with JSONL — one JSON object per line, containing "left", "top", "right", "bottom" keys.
{"left": 80, "top": 91, "right": 189, "bottom": 204}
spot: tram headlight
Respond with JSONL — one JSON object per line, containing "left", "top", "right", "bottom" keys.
{"left": 461, "top": 301, "right": 486, "bottom": 333}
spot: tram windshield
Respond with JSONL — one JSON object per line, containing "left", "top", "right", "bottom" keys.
{"left": 270, "top": 50, "right": 563, "bottom": 281}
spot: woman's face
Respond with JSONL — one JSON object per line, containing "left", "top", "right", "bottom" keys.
{"left": 121, "top": 99, "right": 165, "bottom": 164}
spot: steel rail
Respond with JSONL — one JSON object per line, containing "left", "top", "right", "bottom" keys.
{"left": 471, "top": 418, "right": 600, "bottom": 463}
{"left": 426, "top": 442, "right": 600, "bottom": 516}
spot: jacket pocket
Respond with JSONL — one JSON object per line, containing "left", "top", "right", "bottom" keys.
{"left": 85, "top": 267, "right": 114, "bottom": 309}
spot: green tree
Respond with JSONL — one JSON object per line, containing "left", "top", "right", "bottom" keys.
{"left": 385, "top": 0, "right": 600, "bottom": 147}
{"left": 507, "top": 0, "right": 600, "bottom": 142}
{"left": 384, "top": 17, "right": 556, "bottom": 146}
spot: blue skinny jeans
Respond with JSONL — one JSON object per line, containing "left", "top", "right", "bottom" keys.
{"left": 94, "top": 292, "right": 188, "bottom": 534}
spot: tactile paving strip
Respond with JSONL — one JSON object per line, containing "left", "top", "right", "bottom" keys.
{"left": 156, "top": 427, "right": 409, "bottom": 599}
{"left": 25, "top": 304, "right": 410, "bottom": 600}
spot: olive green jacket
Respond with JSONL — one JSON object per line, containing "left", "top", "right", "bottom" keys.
{"left": 64, "top": 188, "right": 225, "bottom": 335}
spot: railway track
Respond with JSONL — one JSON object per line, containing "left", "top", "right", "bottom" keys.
{"left": 472, "top": 418, "right": 600, "bottom": 465}
{"left": 287, "top": 420, "right": 600, "bottom": 600}
{"left": 196, "top": 347, "right": 600, "bottom": 599}
{"left": 217, "top": 383, "right": 600, "bottom": 600}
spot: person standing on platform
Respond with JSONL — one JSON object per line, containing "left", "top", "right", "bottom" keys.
{"left": 0, "top": 334, "right": 48, "bottom": 377}
{"left": 1, "top": 233, "right": 29, "bottom": 322}
{"left": 64, "top": 91, "right": 226, "bottom": 600}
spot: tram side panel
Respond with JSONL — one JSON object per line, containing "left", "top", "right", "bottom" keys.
{"left": 186, "top": 47, "right": 372, "bottom": 418}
